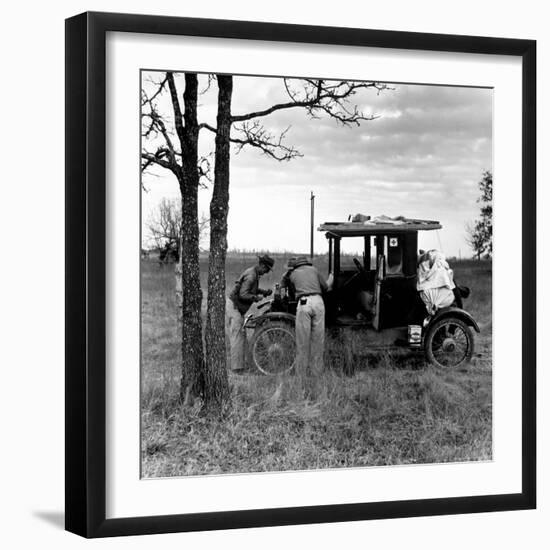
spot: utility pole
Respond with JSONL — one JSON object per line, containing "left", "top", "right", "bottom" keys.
{"left": 310, "top": 191, "right": 315, "bottom": 260}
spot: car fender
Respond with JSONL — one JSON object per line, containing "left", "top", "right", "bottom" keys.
{"left": 244, "top": 311, "right": 296, "bottom": 329}
{"left": 428, "top": 307, "right": 480, "bottom": 333}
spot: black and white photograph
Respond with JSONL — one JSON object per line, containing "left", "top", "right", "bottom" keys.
{"left": 140, "top": 70, "right": 493, "bottom": 478}
{"left": 0, "top": 0, "right": 544, "bottom": 544}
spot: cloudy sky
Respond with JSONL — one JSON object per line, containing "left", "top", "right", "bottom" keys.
{"left": 141, "top": 72, "right": 492, "bottom": 257}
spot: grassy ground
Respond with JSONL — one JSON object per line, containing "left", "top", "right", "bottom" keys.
{"left": 141, "top": 255, "right": 492, "bottom": 478}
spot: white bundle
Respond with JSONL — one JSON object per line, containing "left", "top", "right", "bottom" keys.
{"left": 416, "top": 250, "right": 456, "bottom": 314}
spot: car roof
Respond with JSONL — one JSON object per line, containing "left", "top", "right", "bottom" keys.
{"left": 318, "top": 216, "right": 442, "bottom": 237}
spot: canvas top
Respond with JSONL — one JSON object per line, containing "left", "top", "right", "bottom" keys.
{"left": 318, "top": 214, "right": 442, "bottom": 237}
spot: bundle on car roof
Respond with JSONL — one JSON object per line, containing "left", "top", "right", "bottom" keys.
{"left": 319, "top": 214, "right": 441, "bottom": 236}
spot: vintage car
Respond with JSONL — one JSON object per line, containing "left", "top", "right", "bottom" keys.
{"left": 244, "top": 216, "right": 479, "bottom": 375}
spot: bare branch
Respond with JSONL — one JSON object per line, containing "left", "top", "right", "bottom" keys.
{"left": 231, "top": 97, "right": 315, "bottom": 122}
{"left": 166, "top": 72, "right": 186, "bottom": 152}
{"left": 231, "top": 79, "right": 389, "bottom": 126}
{"left": 199, "top": 122, "right": 217, "bottom": 133}
{"left": 200, "top": 121, "right": 301, "bottom": 161}
{"left": 146, "top": 198, "right": 210, "bottom": 252}
{"left": 141, "top": 73, "right": 184, "bottom": 177}
{"left": 141, "top": 74, "right": 168, "bottom": 106}
{"left": 142, "top": 111, "right": 178, "bottom": 161}
{"left": 141, "top": 149, "right": 178, "bottom": 173}
{"left": 231, "top": 121, "right": 302, "bottom": 161}
{"left": 197, "top": 155, "right": 213, "bottom": 187}
{"left": 199, "top": 74, "right": 216, "bottom": 95}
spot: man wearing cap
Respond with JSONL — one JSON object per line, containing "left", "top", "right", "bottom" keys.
{"left": 226, "top": 254, "right": 275, "bottom": 373}
{"left": 281, "top": 256, "right": 328, "bottom": 376}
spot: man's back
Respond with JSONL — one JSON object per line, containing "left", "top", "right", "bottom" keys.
{"left": 289, "top": 264, "right": 327, "bottom": 298}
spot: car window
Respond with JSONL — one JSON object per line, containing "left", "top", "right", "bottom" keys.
{"left": 339, "top": 236, "right": 366, "bottom": 271}
{"left": 385, "top": 236, "right": 403, "bottom": 275}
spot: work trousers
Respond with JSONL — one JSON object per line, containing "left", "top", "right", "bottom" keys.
{"left": 226, "top": 297, "right": 245, "bottom": 371}
{"left": 295, "top": 294, "right": 325, "bottom": 376}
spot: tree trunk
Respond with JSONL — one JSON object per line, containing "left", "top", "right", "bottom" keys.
{"left": 204, "top": 75, "right": 233, "bottom": 410}
{"left": 178, "top": 74, "right": 205, "bottom": 403}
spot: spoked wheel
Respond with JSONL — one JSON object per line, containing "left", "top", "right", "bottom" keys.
{"left": 250, "top": 320, "right": 296, "bottom": 375}
{"left": 424, "top": 317, "right": 474, "bottom": 368}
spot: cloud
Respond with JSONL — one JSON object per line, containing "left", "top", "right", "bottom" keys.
{"left": 142, "top": 72, "right": 492, "bottom": 257}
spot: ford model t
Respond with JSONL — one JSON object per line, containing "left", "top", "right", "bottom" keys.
{"left": 244, "top": 216, "right": 479, "bottom": 375}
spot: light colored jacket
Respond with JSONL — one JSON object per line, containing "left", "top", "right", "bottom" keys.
{"left": 284, "top": 264, "right": 328, "bottom": 299}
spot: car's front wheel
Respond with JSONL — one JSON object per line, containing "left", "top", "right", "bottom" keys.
{"left": 424, "top": 317, "right": 474, "bottom": 368}
{"left": 250, "top": 320, "right": 296, "bottom": 375}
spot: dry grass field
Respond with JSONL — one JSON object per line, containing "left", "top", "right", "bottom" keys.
{"left": 141, "top": 254, "right": 492, "bottom": 478}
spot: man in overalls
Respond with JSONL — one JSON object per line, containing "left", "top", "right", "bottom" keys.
{"left": 282, "top": 256, "right": 328, "bottom": 376}
{"left": 226, "top": 254, "right": 274, "bottom": 373}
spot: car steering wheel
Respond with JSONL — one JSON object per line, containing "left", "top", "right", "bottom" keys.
{"left": 353, "top": 257, "right": 367, "bottom": 275}
{"left": 341, "top": 258, "right": 367, "bottom": 290}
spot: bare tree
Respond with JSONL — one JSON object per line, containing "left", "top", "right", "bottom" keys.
{"left": 147, "top": 198, "right": 209, "bottom": 258}
{"left": 142, "top": 72, "right": 389, "bottom": 411}
{"left": 203, "top": 76, "right": 390, "bottom": 409}
{"left": 465, "top": 221, "right": 485, "bottom": 260}
{"left": 465, "top": 170, "right": 493, "bottom": 260}
{"left": 203, "top": 75, "right": 233, "bottom": 410}
{"left": 141, "top": 73, "right": 207, "bottom": 403}
{"left": 146, "top": 197, "right": 181, "bottom": 252}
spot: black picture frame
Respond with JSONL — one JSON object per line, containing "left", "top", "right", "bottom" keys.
{"left": 65, "top": 11, "right": 536, "bottom": 538}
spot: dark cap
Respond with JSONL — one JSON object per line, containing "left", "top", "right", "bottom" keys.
{"left": 258, "top": 254, "right": 275, "bottom": 270}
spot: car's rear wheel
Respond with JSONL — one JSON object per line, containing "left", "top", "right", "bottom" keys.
{"left": 250, "top": 320, "right": 296, "bottom": 375}
{"left": 424, "top": 317, "right": 474, "bottom": 368}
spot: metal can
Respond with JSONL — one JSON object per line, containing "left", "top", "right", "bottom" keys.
{"left": 408, "top": 324, "right": 422, "bottom": 347}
